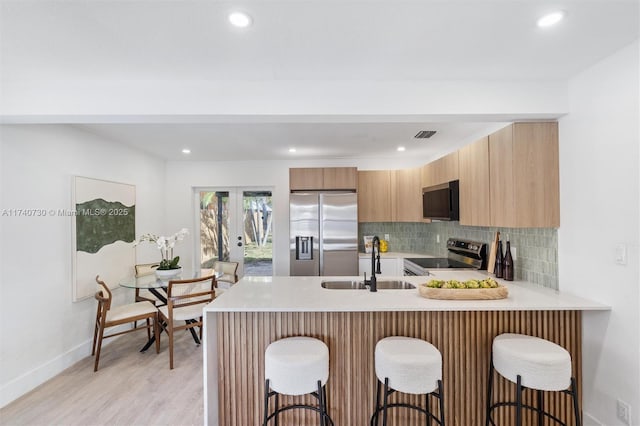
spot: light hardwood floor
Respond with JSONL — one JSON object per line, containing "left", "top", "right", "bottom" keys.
{"left": 1, "top": 330, "right": 204, "bottom": 426}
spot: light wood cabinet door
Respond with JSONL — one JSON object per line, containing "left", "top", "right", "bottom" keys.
{"left": 391, "top": 168, "right": 422, "bottom": 222}
{"left": 431, "top": 151, "right": 459, "bottom": 185}
{"left": 421, "top": 151, "right": 458, "bottom": 188}
{"left": 420, "top": 162, "right": 433, "bottom": 188}
{"left": 488, "top": 122, "right": 559, "bottom": 228}
{"left": 289, "top": 168, "right": 324, "bottom": 190}
{"left": 359, "top": 257, "right": 399, "bottom": 276}
{"left": 323, "top": 167, "right": 357, "bottom": 190}
{"left": 489, "top": 125, "right": 516, "bottom": 227}
{"left": 357, "top": 170, "right": 392, "bottom": 222}
{"left": 459, "top": 137, "right": 491, "bottom": 226}
{"left": 513, "top": 122, "right": 559, "bottom": 227}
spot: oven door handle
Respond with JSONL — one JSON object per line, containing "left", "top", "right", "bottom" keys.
{"left": 403, "top": 268, "right": 418, "bottom": 276}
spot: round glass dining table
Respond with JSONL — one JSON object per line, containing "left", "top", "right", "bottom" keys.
{"left": 119, "top": 268, "right": 222, "bottom": 351}
{"left": 119, "top": 268, "right": 222, "bottom": 291}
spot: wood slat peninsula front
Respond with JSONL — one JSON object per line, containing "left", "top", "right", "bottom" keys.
{"left": 203, "top": 276, "right": 608, "bottom": 426}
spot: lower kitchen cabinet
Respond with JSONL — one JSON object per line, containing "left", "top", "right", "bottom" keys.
{"left": 358, "top": 257, "right": 399, "bottom": 276}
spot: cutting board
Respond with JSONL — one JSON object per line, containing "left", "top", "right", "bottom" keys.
{"left": 487, "top": 231, "right": 500, "bottom": 274}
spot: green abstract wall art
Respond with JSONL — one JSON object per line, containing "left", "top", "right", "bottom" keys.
{"left": 72, "top": 176, "right": 136, "bottom": 301}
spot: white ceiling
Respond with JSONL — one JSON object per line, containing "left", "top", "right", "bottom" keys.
{"left": 73, "top": 121, "right": 512, "bottom": 162}
{"left": 1, "top": 0, "right": 638, "bottom": 161}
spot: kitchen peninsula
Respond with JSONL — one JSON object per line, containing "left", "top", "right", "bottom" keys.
{"left": 203, "top": 272, "right": 608, "bottom": 426}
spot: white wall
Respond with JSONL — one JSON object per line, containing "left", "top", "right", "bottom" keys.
{"left": 558, "top": 40, "right": 640, "bottom": 426}
{"left": 0, "top": 125, "right": 166, "bottom": 407}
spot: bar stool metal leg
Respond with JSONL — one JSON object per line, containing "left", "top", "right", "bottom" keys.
{"left": 571, "top": 377, "right": 581, "bottom": 426}
{"left": 516, "top": 374, "right": 523, "bottom": 426}
{"left": 537, "top": 389, "right": 544, "bottom": 426}
{"left": 263, "top": 379, "right": 270, "bottom": 426}
{"left": 486, "top": 357, "right": 495, "bottom": 426}
{"left": 371, "top": 380, "right": 382, "bottom": 426}
{"left": 317, "top": 380, "right": 327, "bottom": 426}
{"left": 438, "top": 379, "right": 445, "bottom": 426}
{"left": 382, "top": 377, "right": 390, "bottom": 426}
{"left": 425, "top": 392, "right": 432, "bottom": 426}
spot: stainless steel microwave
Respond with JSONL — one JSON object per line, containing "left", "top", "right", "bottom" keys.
{"left": 422, "top": 180, "right": 460, "bottom": 221}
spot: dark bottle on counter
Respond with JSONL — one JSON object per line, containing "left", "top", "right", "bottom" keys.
{"left": 503, "top": 241, "right": 514, "bottom": 281}
{"left": 494, "top": 240, "right": 504, "bottom": 278}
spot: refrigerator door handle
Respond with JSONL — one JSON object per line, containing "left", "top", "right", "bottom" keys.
{"left": 318, "top": 194, "right": 324, "bottom": 275}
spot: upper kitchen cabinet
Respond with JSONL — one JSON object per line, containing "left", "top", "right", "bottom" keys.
{"left": 289, "top": 168, "right": 324, "bottom": 190}
{"left": 458, "top": 137, "right": 491, "bottom": 226}
{"left": 322, "top": 167, "right": 358, "bottom": 190}
{"left": 421, "top": 151, "right": 459, "bottom": 188}
{"left": 289, "top": 167, "right": 357, "bottom": 191}
{"left": 489, "top": 122, "right": 559, "bottom": 228}
{"left": 357, "top": 170, "right": 392, "bottom": 222}
{"left": 391, "top": 168, "right": 423, "bottom": 222}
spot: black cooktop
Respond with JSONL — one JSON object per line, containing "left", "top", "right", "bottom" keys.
{"left": 405, "top": 257, "right": 477, "bottom": 269}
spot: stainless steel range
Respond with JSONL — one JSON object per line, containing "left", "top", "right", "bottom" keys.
{"left": 403, "top": 238, "right": 487, "bottom": 276}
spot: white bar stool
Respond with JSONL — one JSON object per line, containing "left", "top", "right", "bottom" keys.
{"left": 371, "top": 336, "right": 445, "bottom": 426}
{"left": 486, "top": 333, "right": 581, "bottom": 426}
{"left": 263, "top": 336, "right": 334, "bottom": 426}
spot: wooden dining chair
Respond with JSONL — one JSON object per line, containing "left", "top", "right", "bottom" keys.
{"left": 92, "top": 276, "right": 160, "bottom": 372}
{"left": 134, "top": 263, "right": 164, "bottom": 305}
{"left": 213, "top": 260, "right": 239, "bottom": 289}
{"left": 157, "top": 275, "right": 217, "bottom": 369}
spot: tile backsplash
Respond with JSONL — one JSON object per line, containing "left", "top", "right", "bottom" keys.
{"left": 359, "top": 222, "right": 558, "bottom": 289}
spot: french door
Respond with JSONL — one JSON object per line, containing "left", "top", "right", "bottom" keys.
{"left": 196, "top": 187, "right": 273, "bottom": 278}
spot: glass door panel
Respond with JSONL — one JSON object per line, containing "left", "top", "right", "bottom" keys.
{"left": 242, "top": 191, "right": 273, "bottom": 276}
{"left": 199, "top": 191, "right": 230, "bottom": 267}
{"left": 198, "top": 188, "right": 273, "bottom": 279}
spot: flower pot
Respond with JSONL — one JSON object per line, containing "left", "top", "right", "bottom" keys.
{"left": 155, "top": 267, "right": 182, "bottom": 280}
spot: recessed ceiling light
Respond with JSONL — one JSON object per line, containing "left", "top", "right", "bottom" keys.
{"left": 182, "top": 149, "right": 191, "bottom": 154}
{"left": 537, "top": 10, "right": 566, "bottom": 28}
{"left": 288, "top": 148, "right": 297, "bottom": 153}
{"left": 397, "top": 146, "right": 406, "bottom": 152}
{"left": 229, "top": 12, "right": 252, "bottom": 28}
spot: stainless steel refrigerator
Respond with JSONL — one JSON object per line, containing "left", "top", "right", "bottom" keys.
{"left": 290, "top": 192, "right": 358, "bottom": 276}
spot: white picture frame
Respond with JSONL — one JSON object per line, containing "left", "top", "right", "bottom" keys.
{"left": 71, "top": 176, "right": 136, "bottom": 301}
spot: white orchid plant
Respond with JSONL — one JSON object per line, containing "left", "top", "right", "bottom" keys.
{"left": 134, "top": 228, "right": 189, "bottom": 270}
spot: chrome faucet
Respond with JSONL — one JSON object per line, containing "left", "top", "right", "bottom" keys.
{"left": 364, "top": 236, "right": 382, "bottom": 292}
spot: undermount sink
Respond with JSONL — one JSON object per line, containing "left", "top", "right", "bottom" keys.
{"left": 321, "top": 280, "right": 415, "bottom": 290}
{"left": 321, "top": 280, "right": 366, "bottom": 290}
{"left": 375, "top": 280, "right": 416, "bottom": 290}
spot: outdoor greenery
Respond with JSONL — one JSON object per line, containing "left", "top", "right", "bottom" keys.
{"left": 243, "top": 240, "right": 273, "bottom": 262}
{"left": 199, "top": 191, "right": 272, "bottom": 273}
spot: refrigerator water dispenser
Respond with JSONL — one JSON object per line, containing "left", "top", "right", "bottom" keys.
{"left": 296, "top": 236, "right": 313, "bottom": 260}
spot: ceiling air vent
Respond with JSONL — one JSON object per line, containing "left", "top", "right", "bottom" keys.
{"left": 414, "top": 130, "right": 437, "bottom": 139}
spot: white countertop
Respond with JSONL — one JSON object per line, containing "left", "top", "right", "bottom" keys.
{"left": 204, "top": 271, "right": 609, "bottom": 313}
{"left": 358, "top": 251, "right": 433, "bottom": 259}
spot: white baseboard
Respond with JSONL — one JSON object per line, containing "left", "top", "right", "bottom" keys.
{"left": 0, "top": 339, "right": 92, "bottom": 408}
{"left": 583, "top": 411, "right": 603, "bottom": 426}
